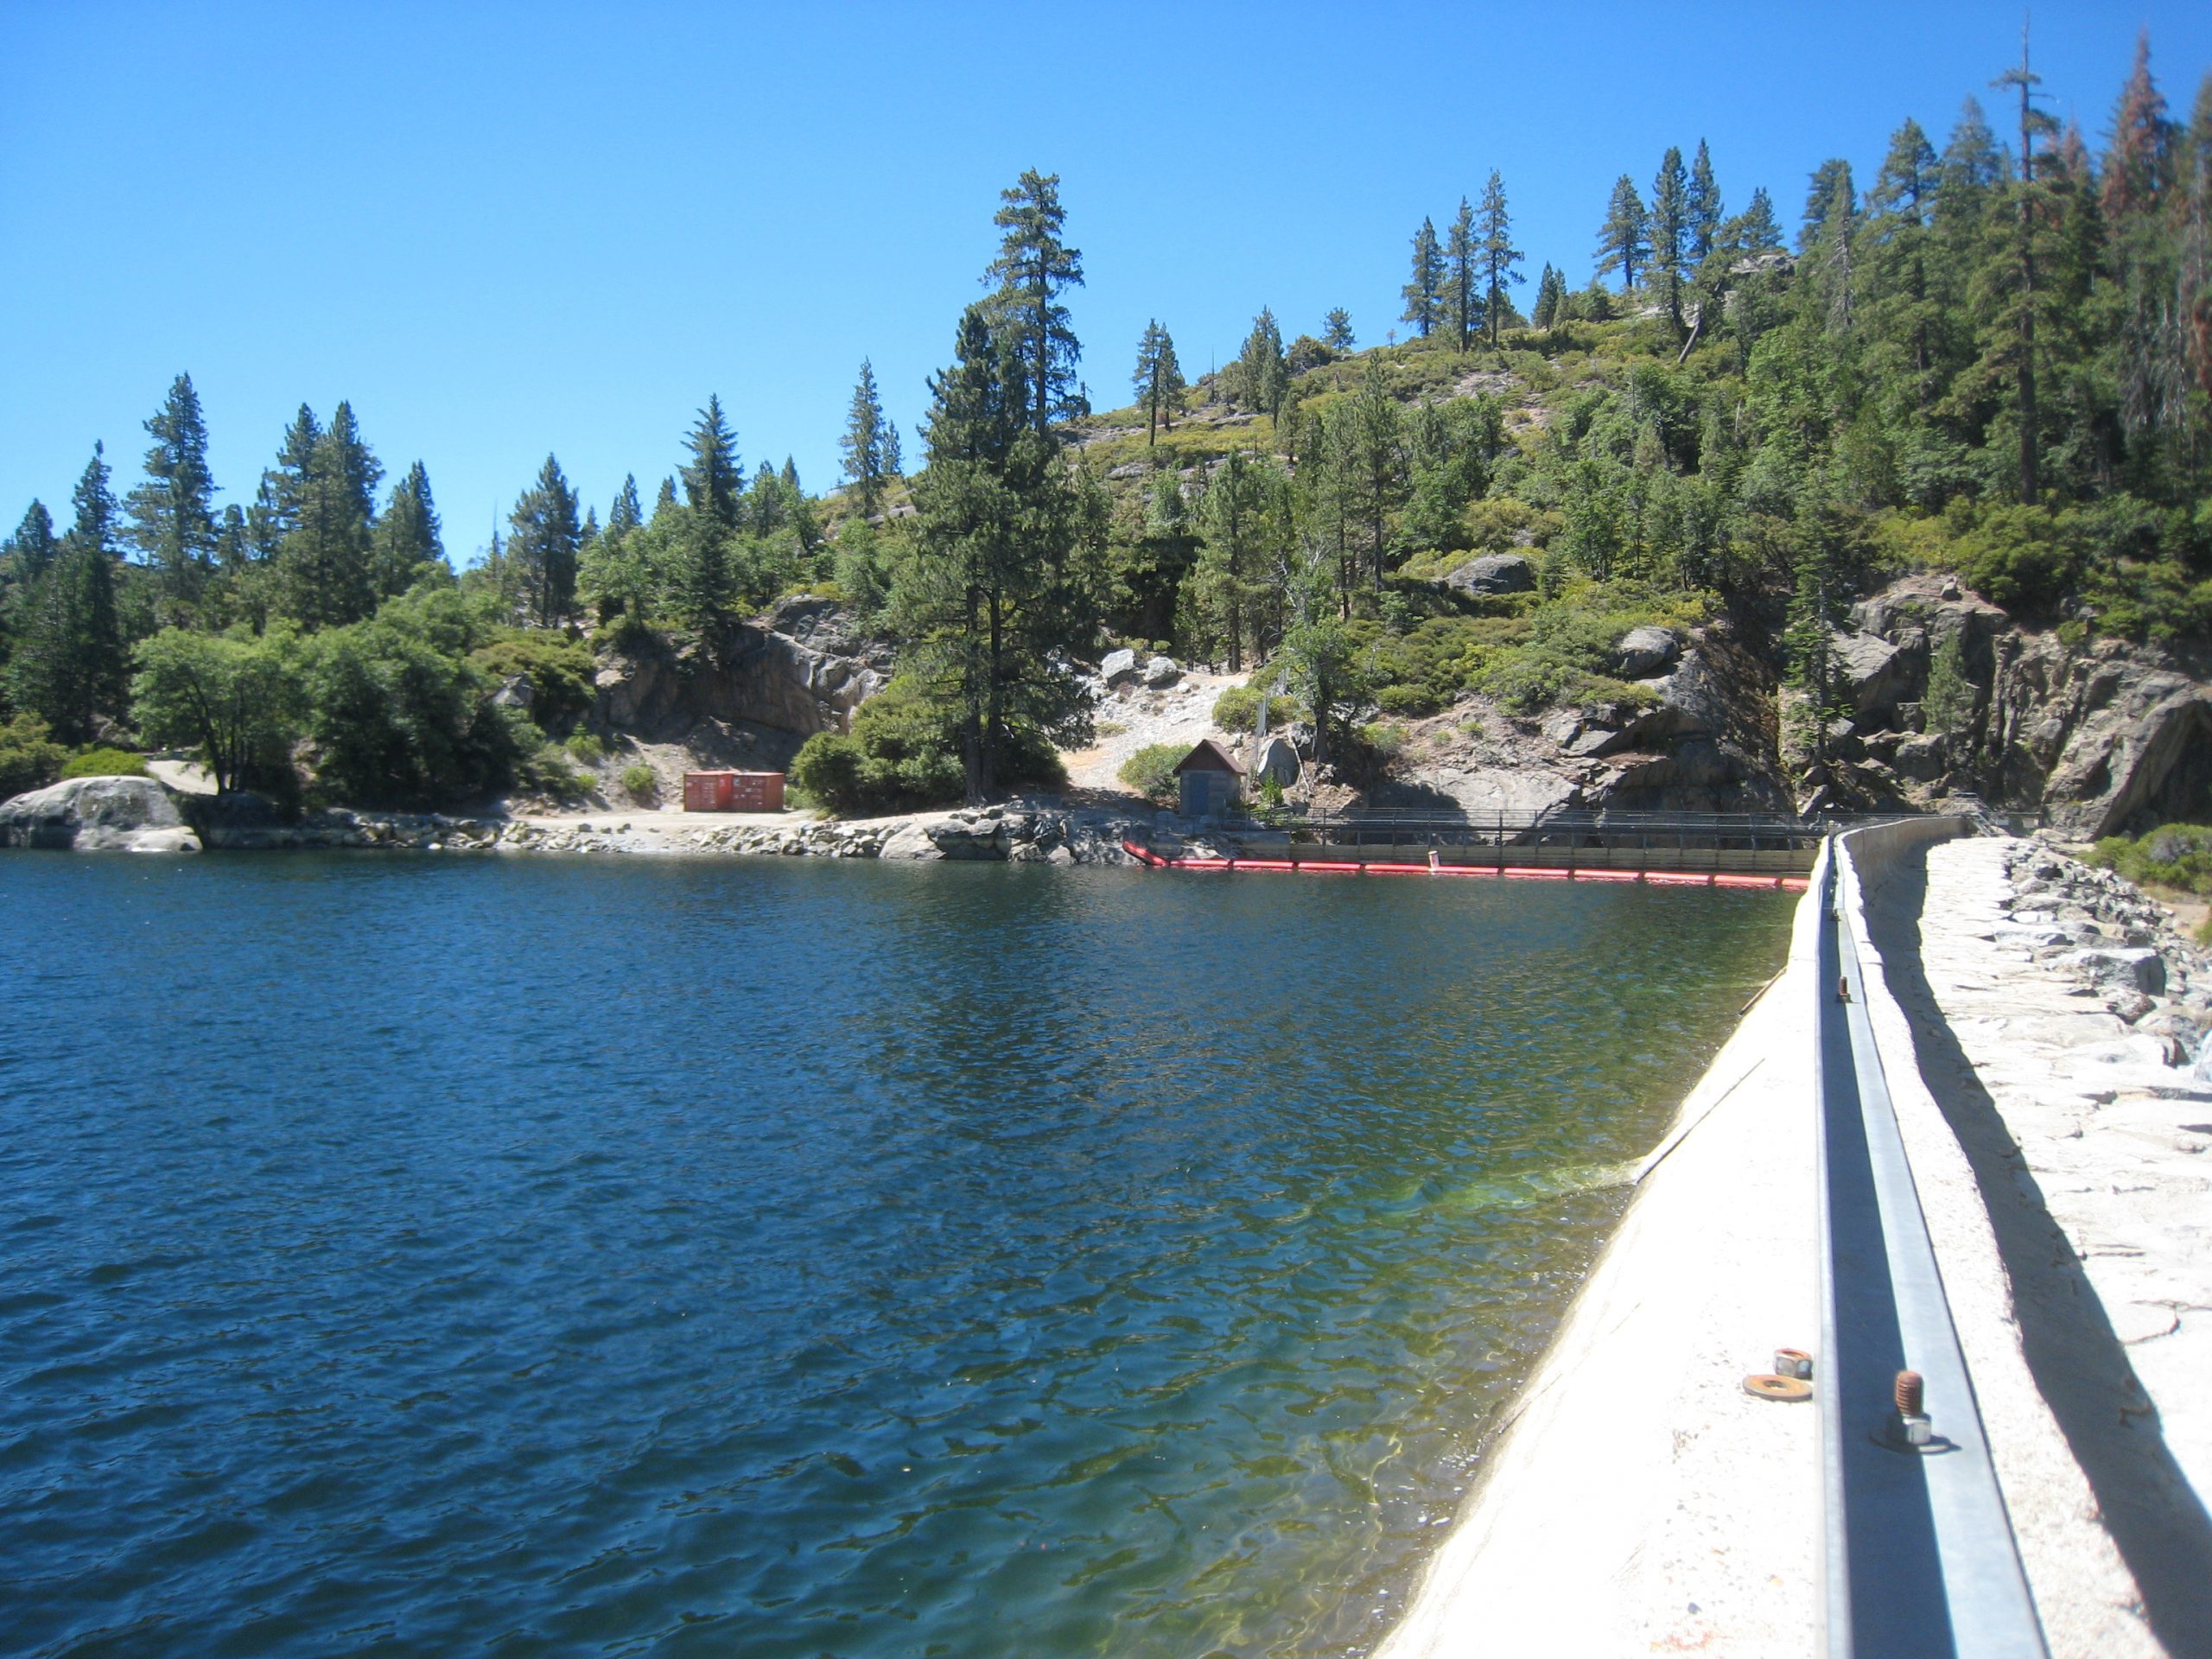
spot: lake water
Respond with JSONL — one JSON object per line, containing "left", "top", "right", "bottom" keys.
{"left": 0, "top": 854, "right": 1791, "bottom": 1658}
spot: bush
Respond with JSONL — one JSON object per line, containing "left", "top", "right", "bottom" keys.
{"left": 468, "top": 629, "right": 598, "bottom": 728}
{"left": 565, "top": 731, "right": 605, "bottom": 765}
{"left": 303, "top": 618, "right": 529, "bottom": 808}
{"left": 60, "top": 746, "right": 149, "bottom": 779}
{"left": 0, "top": 712, "right": 67, "bottom": 799}
{"left": 620, "top": 764, "right": 658, "bottom": 802}
{"left": 1954, "top": 506, "right": 2080, "bottom": 613}
{"left": 1211, "top": 683, "right": 1300, "bottom": 731}
{"left": 788, "top": 676, "right": 1065, "bottom": 817}
{"left": 1117, "top": 742, "right": 1187, "bottom": 804}
{"left": 2088, "top": 823, "right": 2212, "bottom": 898}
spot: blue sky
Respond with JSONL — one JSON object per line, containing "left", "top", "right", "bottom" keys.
{"left": 3, "top": 2, "right": 2209, "bottom": 565}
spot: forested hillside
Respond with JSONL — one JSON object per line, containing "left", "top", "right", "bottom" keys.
{"left": 3, "top": 35, "right": 2209, "bottom": 819}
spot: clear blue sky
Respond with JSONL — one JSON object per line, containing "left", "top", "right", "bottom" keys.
{"left": 4, "top": 2, "right": 2208, "bottom": 565}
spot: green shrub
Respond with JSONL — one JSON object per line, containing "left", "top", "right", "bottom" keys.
{"left": 2088, "top": 823, "right": 2212, "bottom": 898}
{"left": 1955, "top": 507, "right": 2080, "bottom": 613}
{"left": 620, "top": 764, "right": 658, "bottom": 801}
{"left": 565, "top": 731, "right": 605, "bottom": 765}
{"left": 1117, "top": 742, "right": 1187, "bottom": 804}
{"left": 304, "top": 618, "right": 530, "bottom": 808}
{"left": 468, "top": 630, "right": 598, "bottom": 728}
{"left": 1211, "top": 683, "right": 1300, "bottom": 731}
{"left": 0, "top": 712, "right": 67, "bottom": 799}
{"left": 790, "top": 676, "right": 1065, "bottom": 817}
{"left": 60, "top": 747, "right": 149, "bottom": 779}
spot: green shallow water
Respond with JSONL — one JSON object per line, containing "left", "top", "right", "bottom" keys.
{"left": 0, "top": 854, "right": 1792, "bottom": 1658}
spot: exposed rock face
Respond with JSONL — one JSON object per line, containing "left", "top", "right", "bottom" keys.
{"left": 1251, "top": 736, "right": 1300, "bottom": 790}
{"left": 1373, "top": 619, "right": 1792, "bottom": 818}
{"left": 0, "top": 777, "right": 200, "bottom": 852}
{"left": 1825, "top": 572, "right": 2212, "bottom": 835}
{"left": 1444, "top": 553, "right": 1536, "bottom": 597}
{"left": 589, "top": 597, "right": 892, "bottom": 766}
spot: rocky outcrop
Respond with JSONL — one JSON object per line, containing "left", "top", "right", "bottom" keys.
{"left": 588, "top": 596, "right": 892, "bottom": 763}
{"left": 0, "top": 777, "right": 200, "bottom": 852}
{"left": 1445, "top": 553, "right": 1537, "bottom": 597}
{"left": 1821, "top": 572, "right": 2212, "bottom": 835}
{"left": 1373, "top": 618, "right": 1791, "bottom": 818}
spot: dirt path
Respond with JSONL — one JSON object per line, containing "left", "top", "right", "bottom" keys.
{"left": 1060, "top": 670, "right": 1248, "bottom": 791}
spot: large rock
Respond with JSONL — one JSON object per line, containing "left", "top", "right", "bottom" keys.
{"left": 1251, "top": 736, "right": 1300, "bottom": 790}
{"left": 0, "top": 777, "right": 201, "bottom": 852}
{"left": 1444, "top": 553, "right": 1536, "bottom": 597}
{"left": 592, "top": 601, "right": 891, "bottom": 745}
{"left": 1612, "top": 625, "right": 1680, "bottom": 678}
{"left": 1828, "top": 627, "right": 1922, "bottom": 719}
{"left": 1141, "top": 655, "right": 1182, "bottom": 689}
{"left": 2040, "top": 675, "right": 2212, "bottom": 840}
{"left": 1099, "top": 647, "right": 1142, "bottom": 686}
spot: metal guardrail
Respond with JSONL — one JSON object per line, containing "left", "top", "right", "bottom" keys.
{"left": 1815, "top": 836, "right": 2047, "bottom": 1657}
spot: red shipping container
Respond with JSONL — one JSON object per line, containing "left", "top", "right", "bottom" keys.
{"left": 681, "top": 770, "right": 786, "bottom": 812}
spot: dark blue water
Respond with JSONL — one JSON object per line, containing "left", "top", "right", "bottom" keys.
{"left": 0, "top": 855, "right": 1790, "bottom": 1657}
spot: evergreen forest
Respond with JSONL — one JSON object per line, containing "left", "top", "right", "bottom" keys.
{"left": 4, "top": 36, "right": 2209, "bottom": 816}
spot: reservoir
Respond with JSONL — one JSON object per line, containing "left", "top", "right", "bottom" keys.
{"left": 1, "top": 855, "right": 1790, "bottom": 1657}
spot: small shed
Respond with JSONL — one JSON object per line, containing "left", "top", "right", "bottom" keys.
{"left": 683, "top": 770, "right": 786, "bottom": 812}
{"left": 1172, "top": 739, "right": 1244, "bottom": 820}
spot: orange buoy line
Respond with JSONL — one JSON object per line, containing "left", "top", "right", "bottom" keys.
{"left": 1121, "top": 838, "right": 1808, "bottom": 892}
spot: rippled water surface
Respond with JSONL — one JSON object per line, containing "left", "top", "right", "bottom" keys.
{"left": 0, "top": 854, "right": 1792, "bottom": 1657}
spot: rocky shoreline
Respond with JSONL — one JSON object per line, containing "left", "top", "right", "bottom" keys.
{"left": 0, "top": 776, "right": 1145, "bottom": 866}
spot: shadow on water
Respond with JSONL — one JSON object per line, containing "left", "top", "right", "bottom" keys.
{"left": 1867, "top": 848, "right": 2212, "bottom": 1652}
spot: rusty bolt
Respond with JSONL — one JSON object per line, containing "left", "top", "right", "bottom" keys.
{"left": 1895, "top": 1370, "right": 1924, "bottom": 1415}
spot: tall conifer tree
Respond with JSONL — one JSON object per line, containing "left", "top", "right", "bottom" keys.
{"left": 1401, "top": 218, "right": 1444, "bottom": 340}
{"left": 985, "top": 170, "right": 1085, "bottom": 437}
{"left": 1446, "top": 198, "right": 1478, "bottom": 351}
{"left": 126, "top": 373, "right": 219, "bottom": 610}
{"left": 1478, "top": 170, "right": 1526, "bottom": 346}
{"left": 1595, "top": 175, "right": 1650, "bottom": 289}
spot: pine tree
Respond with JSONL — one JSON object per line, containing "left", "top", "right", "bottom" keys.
{"left": 1650, "top": 148, "right": 1691, "bottom": 334}
{"left": 1687, "top": 140, "right": 1723, "bottom": 260}
{"left": 9, "top": 447, "right": 126, "bottom": 742}
{"left": 279, "top": 409, "right": 380, "bottom": 628}
{"left": 126, "top": 373, "right": 219, "bottom": 610}
{"left": 1738, "top": 187, "right": 1785, "bottom": 253}
{"left": 2101, "top": 31, "right": 2174, "bottom": 222}
{"left": 1321, "top": 308, "right": 1356, "bottom": 352}
{"left": 683, "top": 394, "right": 745, "bottom": 531}
{"left": 1864, "top": 119, "right": 1942, "bottom": 404}
{"left": 509, "top": 454, "right": 582, "bottom": 626}
{"left": 1237, "top": 308, "right": 1288, "bottom": 417}
{"left": 1195, "top": 448, "right": 1274, "bottom": 671}
{"left": 1344, "top": 359, "right": 1406, "bottom": 589}
{"left": 841, "top": 360, "right": 896, "bottom": 514}
{"left": 1478, "top": 169, "right": 1526, "bottom": 346}
{"left": 1131, "top": 321, "right": 1186, "bottom": 443}
{"left": 901, "top": 303, "right": 1095, "bottom": 801}
{"left": 372, "top": 461, "right": 443, "bottom": 599}
{"left": 1401, "top": 217, "right": 1444, "bottom": 340}
{"left": 984, "top": 169, "right": 1085, "bottom": 438}
{"left": 1446, "top": 197, "right": 1478, "bottom": 351}
{"left": 4, "top": 501, "right": 59, "bottom": 583}
{"left": 1595, "top": 175, "right": 1650, "bottom": 289}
